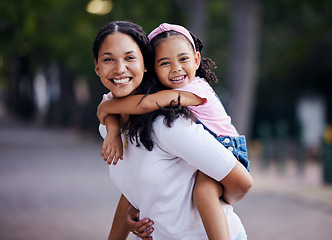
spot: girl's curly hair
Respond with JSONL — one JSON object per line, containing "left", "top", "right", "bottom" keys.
{"left": 127, "top": 28, "right": 219, "bottom": 151}
{"left": 150, "top": 30, "right": 218, "bottom": 84}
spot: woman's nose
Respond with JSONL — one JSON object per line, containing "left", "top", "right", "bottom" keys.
{"left": 114, "top": 60, "right": 126, "bottom": 74}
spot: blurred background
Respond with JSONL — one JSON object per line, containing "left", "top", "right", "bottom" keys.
{"left": 0, "top": 0, "right": 332, "bottom": 239}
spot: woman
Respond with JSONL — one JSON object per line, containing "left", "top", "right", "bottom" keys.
{"left": 93, "top": 21, "right": 253, "bottom": 240}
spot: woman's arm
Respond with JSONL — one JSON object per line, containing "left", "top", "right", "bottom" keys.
{"left": 108, "top": 195, "right": 154, "bottom": 240}
{"left": 108, "top": 194, "right": 131, "bottom": 240}
{"left": 154, "top": 117, "right": 253, "bottom": 205}
{"left": 97, "top": 90, "right": 204, "bottom": 124}
{"left": 219, "top": 161, "right": 253, "bottom": 205}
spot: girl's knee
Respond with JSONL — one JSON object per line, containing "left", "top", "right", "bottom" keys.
{"left": 194, "top": 175, "right": 223, "bottom": 203}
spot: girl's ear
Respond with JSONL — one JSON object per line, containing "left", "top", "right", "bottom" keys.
{"left": 144, "top": 67, "right": 147, "bottom": 73}
{"left": 94, "top": 59, "right": 100, "bottom": 76}
{"left": 194, "top": 52, "right": 201, "bottom": 70}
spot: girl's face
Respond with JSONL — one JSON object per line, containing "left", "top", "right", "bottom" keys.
{"left": 154, "top": 35, "right": 200, "bottom": 89}
{"left": 94, "top": 32, "right": 145, "bottom": 98}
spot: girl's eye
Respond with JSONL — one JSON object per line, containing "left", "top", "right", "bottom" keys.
{"left": 159, "top": 61, "right": 169, "bottom": 66}
{"left": 180, "top": 56, "right": 189, "bottom": 62}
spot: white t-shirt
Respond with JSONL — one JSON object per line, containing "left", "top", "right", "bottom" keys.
{"left": 99, "top": 116, "right": 243, "bottom": 240}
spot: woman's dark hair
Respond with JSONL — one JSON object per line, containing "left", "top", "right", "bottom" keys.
{"left": 150, "top": 30, "right": 218, "bottom": 84}
{"left": 93, "top": 21, "right": 192, "bottom": 151}
{"left": 93, "top": 21, "right": 157, "bottom": 95}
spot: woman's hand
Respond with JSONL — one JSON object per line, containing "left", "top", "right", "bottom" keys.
{"left": 127, "top": 204, "right": 154, "bottom": 239}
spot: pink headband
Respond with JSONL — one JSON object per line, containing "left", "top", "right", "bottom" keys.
{"left": 148, "top": 23, "right": 196, "bottom": 52}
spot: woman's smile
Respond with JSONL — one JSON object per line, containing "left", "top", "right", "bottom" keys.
{"left": 95, "top": 32, "right": 145, "bottom": 98}
{"left": 112, "top": 77, "right": 132, "bottom": 85}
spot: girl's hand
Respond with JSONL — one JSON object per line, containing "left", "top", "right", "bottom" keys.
{"left": 101, "top": 133, "right": 123, "bottom": 165}
{"left": 127, "top": 205, "right": 154, "bottom": 239}
{"left": 97, "top": 100, "right": 110, "bottom": 125}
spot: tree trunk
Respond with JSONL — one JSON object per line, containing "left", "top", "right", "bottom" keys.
{"left": 188, "top": 0, "right": 207, "bottom": 43}
{"left": 8, "top": 54, "right": 35, "bottom": 120}
{"left": 227, "top": 0, "right": 261, "bottom": 138}
{"left": 58, "top": 62, "right": 77, "bottom": 126}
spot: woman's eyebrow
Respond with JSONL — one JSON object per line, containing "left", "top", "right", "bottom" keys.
{"left": 101, "top": 52, "right": 113, "bottom": 56}
{"left": 101, "top": 50, "right": 136, "bottom": 57}
{"left": 125, "top": 50, "right": 135, "bottom": 55}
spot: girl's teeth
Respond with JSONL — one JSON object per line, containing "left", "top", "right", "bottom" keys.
{"left": 113, "top": 78, "right": 130, "bottom": 84}
{"left": 171, "top": 76, "right": 185, "bottom": 81}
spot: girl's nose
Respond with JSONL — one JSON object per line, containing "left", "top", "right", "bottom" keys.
{"left": 172, "top": 63, "right": 182, "bottom": 72}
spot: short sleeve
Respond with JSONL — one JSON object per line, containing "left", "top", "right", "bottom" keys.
{"left": 99, "top": 92, "right": 113, "bottom": 139}
{"left": 175, "top": 77, "right": 210, "bottom": 102}
{"left": 103, "top": 92, "right": 113, "bottom": 101}
{"left": 154, "top": 117, "right": 237, "bottom": 181}
{"left": 99, "top": 124, "right": 107, "bottom": 139}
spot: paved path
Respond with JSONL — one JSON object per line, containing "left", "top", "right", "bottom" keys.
{"left": 1, "top": 117, "right": 332, "bottom": 239}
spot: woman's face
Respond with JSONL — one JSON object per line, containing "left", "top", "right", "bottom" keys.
{"left": 94, "top": 32, "right": 145, "bottom": 98}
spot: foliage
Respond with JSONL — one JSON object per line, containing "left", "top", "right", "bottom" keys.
{"left": 258, "top": 0, "right": 332, "bottom": 106}
{"left": 0, "top": 0, "right": 191, "bottom": 83}
{"left": 0, "top": 0, "right": 331, "bottom": 129}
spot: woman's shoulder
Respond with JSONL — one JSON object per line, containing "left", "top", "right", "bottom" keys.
{"left": 153, "top": 116, "right": 209, "bottom": 144}
{"left": 154, "top": 115, "right": 194, "bottom": 129}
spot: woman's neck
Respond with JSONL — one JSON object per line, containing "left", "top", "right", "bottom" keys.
{"left": 120, "top": 114, "right": 129, "bottom": 129}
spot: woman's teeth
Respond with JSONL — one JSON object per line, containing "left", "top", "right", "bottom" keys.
{"left": 113, "top": 78, "right": 130, "bottom": 84}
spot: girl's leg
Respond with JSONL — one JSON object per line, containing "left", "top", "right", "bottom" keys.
{"left": 193, "top": 171, "right": 230, "bottom": 240}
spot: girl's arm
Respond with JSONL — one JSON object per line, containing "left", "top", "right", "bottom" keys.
{"left": 97, "top": 90, "right": 204, "bottom": 124}
{"left": 101, "top": 115, "right": 123, "bottom": 165}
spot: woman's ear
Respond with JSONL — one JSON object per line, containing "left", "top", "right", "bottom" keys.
{"left": 94, "top": 59, "right": 100, "bottom": 76}
{"left": 144, "top": 67, "right": 147, "bottom": 73}
{"left": 195, "top": 52, "right": 201, "bottom": 70}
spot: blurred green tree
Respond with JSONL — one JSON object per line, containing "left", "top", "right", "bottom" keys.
{"left": 0, "top": 0, "right": 188, "bottom": 128}
{"left": 0, "top": 0, "right": 331, "bottom": 138}
{"left": 253, "top": 0, "right": 332, "bottom": 137}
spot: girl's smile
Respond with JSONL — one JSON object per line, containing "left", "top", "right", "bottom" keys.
{"left": 154, "top": 35, "right": 200, "bottom": 89}
{"left": 170, "top": 75, "right": 188, "bottom": 84}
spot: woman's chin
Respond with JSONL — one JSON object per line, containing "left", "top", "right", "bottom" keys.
{"left": 112, "top": 89, "right": 134, "bottom": 98}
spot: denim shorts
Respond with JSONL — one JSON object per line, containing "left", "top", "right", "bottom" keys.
{"left": 196, "top": 121, "right": 250, "bottom": 172}
{"left": 217, "top": 135, "right": 250, "bottom": 172}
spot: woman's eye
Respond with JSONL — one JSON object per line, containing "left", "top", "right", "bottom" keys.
{"left": 180, "top": 57, "right": 189, "bottom": 62}
{"left": 104, "top": 58, "right": 114, "bottom": 62}
{"left": 125, "top": 56, "right": 136, "bottom": 61}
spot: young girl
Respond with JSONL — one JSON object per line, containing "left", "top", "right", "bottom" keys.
{"left": 97, "top": 23, "right": 250, "bottom": 240}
